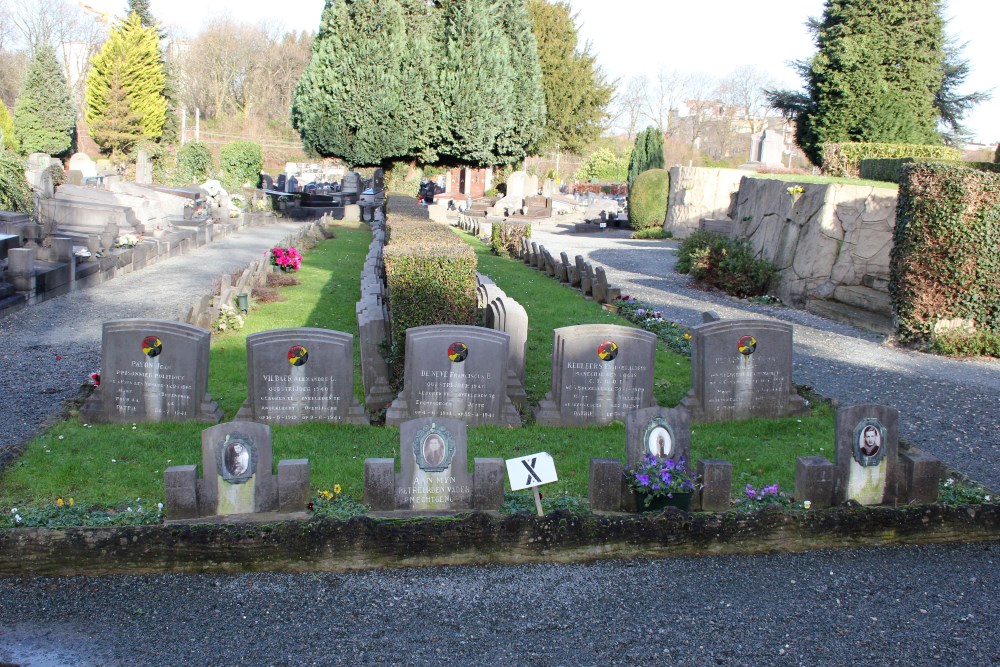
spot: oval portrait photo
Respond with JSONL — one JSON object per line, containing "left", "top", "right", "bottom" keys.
{"left": 422, "top": 432, "right": 446, "bottom": 468}
{"left": 646, "top": 425, "right": 673, "bottom": 458}
{"left": 225, "top": 441, "right": 250, "bottom": 477}
{"left": 859, "top": 425, "right": 881, "bottom": 457}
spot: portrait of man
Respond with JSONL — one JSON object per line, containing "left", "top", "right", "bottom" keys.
{"left": 859, "top": 425, "right": 880, "bottom": 457}
{"left": 225, "top": 441, "right": 250, "bottom": 477}
{"left": 422, "top": 433, "right": 445, "bottom": 467}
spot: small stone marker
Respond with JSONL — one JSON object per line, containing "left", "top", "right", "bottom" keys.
{"left": 163, "top": 421, "right": 310, "bottom": 520}
{"left": 624, "top": 406, "right": 691, "bottom": 469}
{"left": 237, "top": 328, "right": 367, "bottom": 424}
{"left": 364, "top": 417, "right": 504, "bottom": 512}
{"left": 506, "top": 452, "right": 558, "bottom": 516}
{"left": 385, "top": 325, "right": 521, "bottom": 427}
{"left": 834, "top": 404, "right": 899, "bottom": 505}
{"left": 80, "top": 319, "right": 222, "bottom": 424}
{"left": 680, "top": 319, "right": 808, "bottom": 422}
{"left": 535, "top": 324, "right": 658, "bottom": 426}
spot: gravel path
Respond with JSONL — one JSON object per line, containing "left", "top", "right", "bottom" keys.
{"left": 530, "top": 225, "right": 1000, "bottom": 491}
{"left": 0, "top": 219, "right": 312, "bottom": 462}
{"left": 0, "top": 542, "right": 997, "bottom": 666}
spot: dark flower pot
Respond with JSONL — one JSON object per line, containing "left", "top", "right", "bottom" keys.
{"left": 639, "top": 492, "right": 693, "bottom": 513}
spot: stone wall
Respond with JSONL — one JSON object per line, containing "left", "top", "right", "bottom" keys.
{"left": 733, "top": 178, "right": 898, "bottom": 332}
{"left": 664, "top": 166, "right": 750, "bottom": 238}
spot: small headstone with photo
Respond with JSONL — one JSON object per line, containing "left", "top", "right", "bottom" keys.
{"left": 236, "top": 328, "right": 367, "bottom": 424}
{"left": 834, "top": 403, "right": 899, "bottom": 505}
{"left": 80, "top": 319, "right": 222, "bottom": 424}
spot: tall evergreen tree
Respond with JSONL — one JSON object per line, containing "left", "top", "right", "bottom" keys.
{"left": 127, "top": 0, "right": 158, "bottom": 31}
{"left": 13, "top": 45, "right": 76, "bottom": 156}
{"left": 527, "top": 0, "right": 612, "bottom": 154}
{"left": 494, "top": 0, "right": 546, "bottom": 162}
{"left": 90, "top": 79, "right": 145, "bottom": 159}
{"left": 86, "top": 12, "right": 169, "bottom": 150}
{"left": 627, "top": 127, "right": 664, "bottom": 189}
{"left": 768, "top": 0, "right": 954, "bottom": 165}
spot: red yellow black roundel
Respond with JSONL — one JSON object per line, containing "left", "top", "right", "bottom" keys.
{"left": 288, "top": 345, "right": 308, "bottom": 366}
{"left": 738, "top": 335, "right": 757, "bottom": 356}
{"left": 597, "top": 340, "right": 618, "bottom": 361}
{"left": 448, "top": 342, "right": 468, "bottom": 362}
{"left": 142, "top": 336, "right": 162, "bottom": 357}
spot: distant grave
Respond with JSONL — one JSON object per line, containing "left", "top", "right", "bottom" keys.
{"left": 385, "top": 325, "right": 521, "bottom": 427}
{"left": 535, "top": 324, "right": 658, "bottom": 426}
{"left": 236, "top": 328, "right": 367, "bottom": 424}
{"left": 80, "top": 319, "right": 222, "bottom": 423}
{"left": 364, "top": 417, "right": 504, "bottom": 512}
{"left": 681, "top": 319, "right": 808, "bottom": 422}
{"left": 164, "top": 421, "right": 310, "bottom": 520}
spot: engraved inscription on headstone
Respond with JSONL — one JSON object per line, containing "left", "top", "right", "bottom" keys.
{"left": 80, "top": 319, "right": 222, "bottom": 424}
{"left": 237, "top": 328, "right": 366, "bottom": 424}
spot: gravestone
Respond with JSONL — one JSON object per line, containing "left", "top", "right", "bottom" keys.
{"left": 506, "top": 171, "right": 528, "bottom": 201}
{"left": 163, "top": 420, "right": 310, "bottom": 520}
{"left": 576, "top": 256, "right": 593, "bottom": 297}
{"left": 535, "top": 324, "right": 658, "bottom": 426}
{"left": 136, "top": 150, "right": 153, "bottom": 184}
{"left": 67, "top": 152, "right": 97, "bottom": 179}
{"left": 834, "top": 403, "right": 899, "bottom": 505}
{"left": 363, "top": 417, "right": 504, "bottom": 512}
{"left": 757, "top": 128, "right": 784, "bottom": 166}
{"left": 236, "top": 328, "right": 366, "bottom": 424}
{"left": 625, "top": 406, "right": 692, "bottom": 469}
{"left": 79, "top": 319, "right": 222, "bottom": 424}
{"left": 385, "top": 325, "right": 521, "bottom": 427}
{"left": 680, "top": 319, "right": 808, "bottom": 422}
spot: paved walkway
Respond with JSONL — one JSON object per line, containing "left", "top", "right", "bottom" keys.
{"left": 529, "top": 223, "right": 1000, "bottom": 491}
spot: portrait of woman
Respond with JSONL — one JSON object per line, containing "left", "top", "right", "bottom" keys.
{"left": 225, "top": 441, "right": 250, "bottom": 477}
{"left": 422, "top": 433, "right": 445, "bottom": 468}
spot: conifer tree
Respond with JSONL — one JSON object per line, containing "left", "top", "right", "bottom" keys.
{"left": 627, "top": 127, "right": 664, "bottom": 189}
{"left": 127, "top": 0, "right": 158, "bottom": 30}
{"left": 86, "top": 12, "right": 169, "bottom": 150}
{"left": 90, "top": 78, "right": 145, "bottom": 159}
{"left": 13, "top": 45, "right": 77, "bottom": 156}
{"left": 0, "top": 99, "right": 18, "bottom": 152}
{"left": 493, "top": 0, "right": 546, "bottom": 162}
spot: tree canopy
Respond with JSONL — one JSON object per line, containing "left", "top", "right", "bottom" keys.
{"left": 766, "top": 0, "right": 981, "bottom": 165}
{"left": 627, "top": 127, "right": 664, "bottom": 189}
{"left": 13, "top": 44, "right": 76, "bottom": 156}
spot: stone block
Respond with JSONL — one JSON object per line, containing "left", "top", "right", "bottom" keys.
{"left": 795, "top": 456, "right": 835, "bottom": 509}
{"left": 473, "top": 458, "right": 505, "bottom": 510}
{"left": 164, "top": 464, "right": 199, "bottom": 519}
{"left": 343, "top": 204, "right": 361, "bottom": 222}
{"left": 697, "top": 459, "right": 732, "bottom": 512}
{"left": 364, "top": 458, "right": 396, "bottom": 511}
{"left": 588, "top": 458, "right": 623, "bottom": 512}
{"left": 900, "top": 449, "right": 942, "bottom": 505}
{"left": 277, "top": 459, "right": 310, "bottom": 513}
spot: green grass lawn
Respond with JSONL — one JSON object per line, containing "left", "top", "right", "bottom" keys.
{"left": 747, "top": 172, "right": 898, "bottom": 190}
{"left": 0, "top": 220, "right": 837, "bottom": 519}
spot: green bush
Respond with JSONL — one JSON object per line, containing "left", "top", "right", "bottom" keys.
{"left": 822, "top": 142, "right": 961, "bottom": 178}
{"left": 219, "top": 140, "right": 263, "bottom": 191}
{"left": 0, "top": 153, "right": 33, "bottom": 213}
{"left": 630, "top": 228, "right": 672, "bottom": 240}
{"left": 930, "top": 328, "right": 1000, "bottom": 357}
{"left": 676, "top": 230, "right": 775, "bottom": 298}
{"left": 490, "top": 221, "right": 531, "bottom": 258}
{"left": 383, "top": 217, "right": 477, "bottom": 386}
{"left": 891, "top": 163, "right": 1000, "bottom": 351}
{"left": 627, "top": 168, "right": 669, "bottom": 232}
{"left": 860, "top": 157, "right": 1000, "bottom": 184}
{"left": 174, "top": 140, "right": 213, "bottom": 185}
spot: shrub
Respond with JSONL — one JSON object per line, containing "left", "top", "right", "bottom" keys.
{"left": 219, "top": 140, "right": 263, "bottom": 191}
{"left": 0, "top": 153, "right": 33, "bottom": 213}
{"left": 675, "top": 230, "right": 775, "bottom": 298}
{"left": 860, "top": 157, "right": 1000, "bottom": 184}
{"left": 891, "top": 163, "right": 1000, "bottom": 350}
{"left": 383, "top": 217, "right": 477, "bottom": 386}
{"left": 490, "top": 221, "right": 531, "bottom": 258}
{"left": 174, "top": 140, "right": 213, "bottom": 185}
{"left": 627, "top": 168, "right": 669, "bottom": 232}
{"left": 822, "top": 142, "right": 961, "bottom": 178}
{"left": 930, "top": 328, "right": 1000, "bottom": 357}
{"left": 630, "top": 228, "right": 671, "bottom": 240}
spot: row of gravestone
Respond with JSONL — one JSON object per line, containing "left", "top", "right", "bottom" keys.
{"left": 520, "top": 237, "right": 622, "bottom": 305}
{"left": 356, "top": 210, "right": 394, "bottom": 410}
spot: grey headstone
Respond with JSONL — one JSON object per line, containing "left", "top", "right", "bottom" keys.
{"left": 364, "top": 458, "right": 396, "bottom": 511}
{"left": 588, "top": 458, "right": 624, "bottom": 512}
{"left": 385, "top": 325, "right": 521, "bottom": 427}
{"left": 472, "top": 457, "right": 505, "bottom": 510}
{"left": 535, "top": 324, "right": 658, "bottom": 426}
{"left": 697, "top": 459, "right": 732, "bottom": 512}
{"left": 680, "top": 319, "right": 808, "bottom": 422}
{"left": 395, "top": 417, "right": 473, "bottom": 511}
{"left": 834, "top": 404, "right": 899, "bottom": 505}
{"left": 163, "top": 464, "right": 199, "bottom": 519}
{"left": 625, "top": 406, "right": 691, "bottom": 469}
{"left": 236, "top": 328, "right": 366, "bottom": 424}
{"left": 899, "top": 449, "right": 942, "bottom": 505}
{"left": 795, "top": 456, "right": 836, "bottom": 509}
{"left": 196, "top": 421, "right": 278, "bottom": 516}
{"left": 80, "top": 319, "right": 222, "bottom": 424}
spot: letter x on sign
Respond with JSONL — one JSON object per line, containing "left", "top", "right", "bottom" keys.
{"left": 505, "top": 452, "right": 557, "bottom": 491}
{"left": 522, "top": 458, "right": 542, "bottom": 487}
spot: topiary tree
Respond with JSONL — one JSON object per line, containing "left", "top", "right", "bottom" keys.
{"left": 174, "top": 141, "right": 213, "bottom": 185}
{"left": 627, "top": 127, "right": 664, "bottom": 190}
{"left": 0, "top": 153, "right": 34, "bottom": 213}
{"left": 13, "top": 45, "right": 77, "bottom": 157}
{"left": 219, "top": 140, "right": 263, "bottom": 191}
{"left": 627, "top": 168, "right": 668, "bottom": 232}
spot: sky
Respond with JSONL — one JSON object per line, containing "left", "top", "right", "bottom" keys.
{"left": 87, "top": 0, "right": 999, "bottom": 145}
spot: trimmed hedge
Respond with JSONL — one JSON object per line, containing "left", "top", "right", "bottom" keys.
{"left": 383, "top": 217, "right": 477, "bottom": 385}
{"left": 891, "top": 163, "right": 1000, "bottom": 351}
{"left": 490, "top": 221, "right": 531, "bottom": 258}
{"left": 219, "top": 140, "right": 263, "bottom": 192}
{"left": 822, "top": 142, "right": 961, "bottom": 178}
{"left": 627, "top": 168, "right": 668, "bottom": 232}
{"left": 860, "top": 158, "right": 1000, "bottom": 184}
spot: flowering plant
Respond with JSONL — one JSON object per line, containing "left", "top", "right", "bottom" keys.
{"left": 786, "top": 185, "right": 804, "bottom": 196}
{"left": 732, "top": 479, "right": 794, "bottom": 512}
{"left": 114, "top": 233, "right": 142, "bottom": 249}
{"left": 626, "top": 455, "right": 700, "bottom": 507}
{"left": 270, "top": 246, "right": 302, "bottom": 272}
{"left": 612, "top": 296, "right": 691, "bottom": 356}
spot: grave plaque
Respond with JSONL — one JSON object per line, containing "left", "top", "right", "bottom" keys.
{"left": 80, "top": 319, "right": 222, "bottom": 423}
{"left": 681, "top": 319, "right": 808, "bottom": 422}
{"left": 385, "top": 325, "right": 520, "bottom": 426}
{"left": 624, "top": 406, "right": 691, "bottom": 469}
{"left": 834, "top": 404, "right": 899, "bottom": 505}
{"left": 535, "top": 324, "right": 658, "bottom": 426}
{"left": 236, "top": 328, "right": 366, "bottom": 424}
{"left": 397, "top": 417, "right": 472, "bottom": 510}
